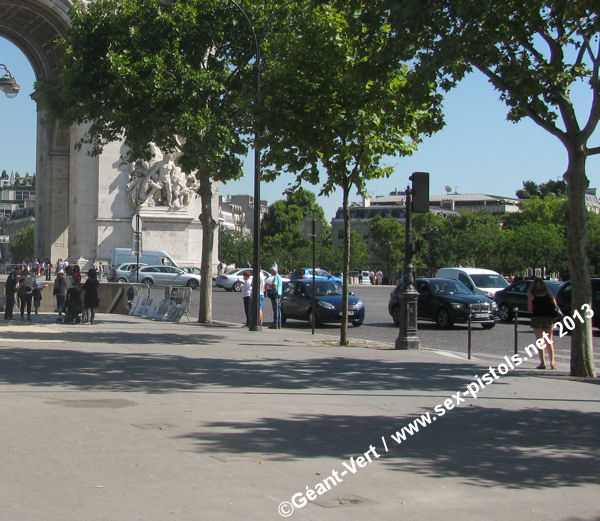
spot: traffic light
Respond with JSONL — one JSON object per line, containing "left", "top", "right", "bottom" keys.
{"left": 410, "top": 172, "right": 429, "bottom": 213}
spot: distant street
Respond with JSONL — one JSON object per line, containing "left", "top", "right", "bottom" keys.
{"left": 169, "top": 284, "right": 600, "bottom": 368}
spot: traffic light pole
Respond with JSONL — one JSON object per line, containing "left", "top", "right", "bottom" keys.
{"left": 395, "top": 185, "right": 420, "bottom": 350}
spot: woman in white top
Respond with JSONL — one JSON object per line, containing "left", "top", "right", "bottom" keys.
{"left": 241, "top": 270, "right": 252, "bottom": 326}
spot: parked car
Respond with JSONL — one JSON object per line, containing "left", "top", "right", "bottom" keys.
{"left": 128, "top": 265, "right": 201, "bottom": 288}
{"left": 555, "top": 278, "right": 600, "bottom": 328}
{"left": 215, "top": 268, "right": 270, "bottom": 292}
{"left": 290, "top": 268, "right": 342, "bottom": 283}
{"left": 389, "top": 277, "right": 498, "bottom": 329}
{"left": 108, "top": 262, "right": 148, "bottom": 282}
{"left": 282, "top": 279, "right": 365, "bottom": 327}
{"left": 435, "top": 267, "right": 509, "bottom": 298}
{"left": 494, "top": 279, "right": 564, "bottom": 322}
{"left": 180, "top": 266, "right": 202, "bottom": 276}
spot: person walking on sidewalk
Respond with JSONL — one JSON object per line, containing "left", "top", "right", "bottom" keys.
{"left": 240, "top": 270, "right": 252, "bottom": 326}
{"left": 528, "top": 277, "right": 558, "bottom": 370}
{"left": 4, "top": 265, "right": 21, "bottom": 320}
{"left": 267, "top": 263, "right": 283, "bottom": 329}
{"left": 53, "top": 270, "right": 68, "bottom": 321}
{"left": 82, "top": 268, "right": 101, "bottom": 324}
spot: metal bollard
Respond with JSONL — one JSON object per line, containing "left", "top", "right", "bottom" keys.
{"left": 467, "top": 304, "right": 472, "bottom": 360}
{"left": 514, "top": 306, "right": 519, "bottom": 355}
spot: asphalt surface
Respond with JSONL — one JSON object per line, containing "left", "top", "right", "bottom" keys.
{"left": 193, "top": 284, "right": 600, "bottom": 368}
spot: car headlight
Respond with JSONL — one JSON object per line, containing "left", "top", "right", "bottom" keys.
{"left": 491, "top": 302, "right": 498, "bottom": 310}
{"left": 317, "top": 301, "right": 335, "bottom": 310}
{"left": 450, "top": 303, "right": 466, "bottom": 310}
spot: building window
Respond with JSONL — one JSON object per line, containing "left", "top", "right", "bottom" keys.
{"left": 338, "top": 229, "right": 344, "bottom": 239}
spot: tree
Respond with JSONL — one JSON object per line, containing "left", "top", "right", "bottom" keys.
{"left": 10, "top": 225, "right": 34, "bottom": 262}
{"left": 218, "top": 226, "right": 253, "bottom": 268}
{"left": 516, "top": 179, "right": 568, "bottom": 199}
{"left": 36, "top": 0, "right": 252, "bottom": 324}
{"left": 261, "top": 3, "right": 443, "bottom": 345}
{"left": 368, "top": 216, "right": 405, "bottom": 282}
{"left": 396, "top": 0, "right": 598, "bottom": 376}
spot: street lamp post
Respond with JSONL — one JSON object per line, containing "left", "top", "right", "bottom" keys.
{"left": 0, "top": 64, "right": 20, "bottom": 98}
{"left": 228, "top": 0, "right": 293, "bottom": 331}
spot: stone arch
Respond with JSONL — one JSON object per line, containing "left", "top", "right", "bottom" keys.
{"left": 1, "top": 0, "right": 208, "bottom": 268}
{"left": 1, "top": 0, "right": 72, "bottom": 262}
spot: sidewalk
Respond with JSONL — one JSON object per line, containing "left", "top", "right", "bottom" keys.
{"left": 0, "top": 313, "right": 598, "bottom": 521}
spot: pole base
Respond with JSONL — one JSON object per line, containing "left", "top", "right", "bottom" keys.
{"left": 395, "top": 336, "right": 420, "bottom": 350}
{"left": 249, "top": 325, "right": 262, "bottom": 332}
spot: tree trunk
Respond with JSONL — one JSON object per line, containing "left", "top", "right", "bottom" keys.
{"left": 565, "top": 146, "right": 596, "bottom": 377}
{"left": 198, "top": 173, "right": 216, "bottom": 324}
{"left": 339, "top": 182, "right": 350, "bottom": 346}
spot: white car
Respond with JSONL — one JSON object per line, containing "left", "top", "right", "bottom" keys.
{"left": 128, "top": 265, "right": 201, "bottom": 289}
{"left": 215, "top": 268, "right": 270, "bottom": 292}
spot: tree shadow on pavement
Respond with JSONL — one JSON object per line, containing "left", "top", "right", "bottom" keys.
{"left": 179, "top": 406, "right": 600, "bottom": 489}
{"left": 0, "top": 346, "right": 502, "bottom": 393}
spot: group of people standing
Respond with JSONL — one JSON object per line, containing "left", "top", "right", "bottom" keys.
{"left": 241, "top": 264, "right": 283, "bottom": 329}
{"left": 4, "top": 266, "right": 43, "bottom": 321}
{"left": 52, "top": 266, "right": 101, "bottom": 324}
{"left": 3, "top": 263, "right": 101, "bottom": 324}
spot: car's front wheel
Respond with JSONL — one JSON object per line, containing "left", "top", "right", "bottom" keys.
{"left": 186, "top": 279, "right": 199, "bottom": 289}
{"left": 436, "top": 308, "right": 453, "bottom": 328}
{"left": 307, "top": 309, "right": 320, "bottom": 328}
{"left": 116, "top": 277, "right": 128, "bottom": 283}
{"left": 233, "top": 280, "right": 242, "bottom": 292}
{"left": 142, "top": 278, "right": 154, "bottom": 286}
{"left": 351, "top": 319, "right": 363, "bottom": 327}
{"left": 499, "top": 303, "right": 513, "bottom": 322}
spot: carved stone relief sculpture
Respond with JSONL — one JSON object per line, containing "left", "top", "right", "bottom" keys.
{"left": 126, "top": 143, "right": 198, "bottom": 211}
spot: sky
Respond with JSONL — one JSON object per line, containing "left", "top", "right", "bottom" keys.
{"left": 1, "top": 37, "right": 599, "bottom": 221}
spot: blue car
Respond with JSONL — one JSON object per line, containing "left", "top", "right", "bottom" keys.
{"left": 282, "top": 279, "right": 365, "bottom": 327}
{"left": 290, "top": 268, "right": 342, "bottom": 283}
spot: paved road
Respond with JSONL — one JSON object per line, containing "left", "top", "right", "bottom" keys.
{"left": 164, "top": 284, "right": 600, "bottom": 368}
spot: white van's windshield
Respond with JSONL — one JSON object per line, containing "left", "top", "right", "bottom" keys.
{"left": 470, "top": 274, "right": 508, "bottom": 289}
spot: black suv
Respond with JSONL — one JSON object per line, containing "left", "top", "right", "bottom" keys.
{"left": 389, "top": 278, "right": 498, "bottom": 329}
{"left": 555, "top": 278, "right": 600, "bottom": 328}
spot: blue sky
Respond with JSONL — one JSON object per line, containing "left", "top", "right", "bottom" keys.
{"left": 2, "top": 37, "right": 599, "bottom": 220}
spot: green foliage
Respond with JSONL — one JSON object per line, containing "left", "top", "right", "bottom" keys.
{"left": 516, "top": 179, "right": 567, "bottom": 199}
{"left": 10, "top": 225, "right": 34, "bottom": 262}
{"left": 218, "top": 226, "right": 253, "bottom": 268}
{"left": 368, "top": 216, "right": 405, "bottom": 281}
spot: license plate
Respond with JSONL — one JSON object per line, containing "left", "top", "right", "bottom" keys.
{"left": 474, "top": 313, "right": 488, "bottom": 319}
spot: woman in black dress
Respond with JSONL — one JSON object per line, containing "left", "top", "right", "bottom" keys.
{"left": 527, "top": 277, "right": 558, "bottom": 369}
{"left": 83, "top": 268, "right": 100, "bottom": 324}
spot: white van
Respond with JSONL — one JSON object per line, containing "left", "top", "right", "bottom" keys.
{"left": 435, "top": 267, "right": 509, "bottom": 298}
{"left": 111, "top": 248, "right": 178, "bottom": 268}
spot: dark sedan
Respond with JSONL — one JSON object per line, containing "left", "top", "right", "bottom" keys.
{"left": 389, "top": 278, "right": 498, "bottom": 329}
{"left": 494, "top": 279, "right": 565, "bottom": 322}
{"left": 555, "top": 278, "right": 600, "bottom": 328}
{"left": 282, "top": 279, "right": 365, "bottom": 327}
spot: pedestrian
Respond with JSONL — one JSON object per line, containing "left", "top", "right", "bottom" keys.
{"left": 17, "top": 279, "right": 32, "bottom": 320}
{"left": 241, "top": 270, "right": 252, "bottom": 326}
{"left": 71, "top": 264, "right": 82, "bottom": 286}
{"left": 266, "top": 263, "right": 283, "bottom": 329}
{"left": 248, "top": 268, "right": 266, "bottom": 327}
{"left": 82, "top": 268, "right": 100, "bottom": 324}
{"left": 53, "top": 269, "right": 68, "bottom": 321}
{"left": 97, "top": 262, "right": 104, "bottom": 281}
{"left": 369, "top": 270, "right": 375, "bottom": 285}
{"left": 4, "top": 265, "right": 21, "bottom": 319}
{"left": 20, "top": 268, "right": 35, "bottom": 320}
{"left": 32, "top": 281, "right": 43, "bottom": 315}
{"left": 527, "top": 277, "right": 558, "bottom": 370}
{"left": 376, "top": 270, "right": 383, "bottom": 285}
